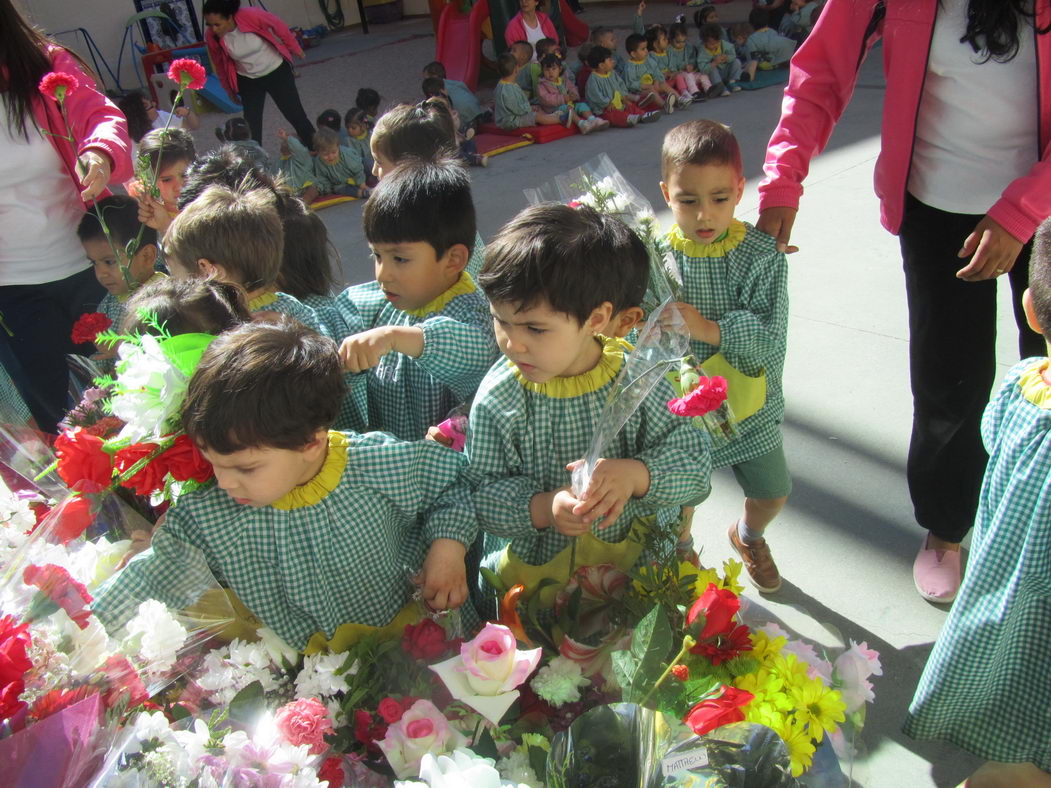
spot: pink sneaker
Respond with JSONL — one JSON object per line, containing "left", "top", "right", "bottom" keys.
{"left": 912, "top": 534, "right": 962, "bottom": 603}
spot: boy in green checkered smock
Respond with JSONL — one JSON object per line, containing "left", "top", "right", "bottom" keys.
{"left": 162, "top": 181, "right": 325, "bottom": 337}
{"left": 334, "top": 158, "right": 498, "bottom": 440}
{"left": 903, "top": 220, "right": 1051, "bottom": 784}
{"left": 660, "top": 120, "right": 790, "bottom": 594}
{"left": 92, "top": 320, "right": 476, "bottom": 653}
{"left": 466, "top": 203, "right": 712, "bottom": 609}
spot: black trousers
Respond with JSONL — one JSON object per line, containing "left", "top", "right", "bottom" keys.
{"left": 238, "top": 60, "right": 314, "bottom": 149}
{"left": 0, "top": 267, "right": 104, "bottom": 433}
{"left": 900, "top": 193, "right": 1043, "bottom": 543}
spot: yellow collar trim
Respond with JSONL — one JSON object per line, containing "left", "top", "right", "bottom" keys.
{"left": 1018, "top": 360, "right": 1051, "bottom": 409}
{"left": 629, "top": 57, "right": 648, "bottom": 64}
{"left": 652, "top": 50, "right": 668, "bottom": 57}
{"left": 247, "top": 289, "right": 278, "bottom": 311}
{"left": 117, "top": 271, "right": 167, "bottom": 303}
{"left": 705, "top": 43, "right": 722, "bottom": 54}
{"left": 668, "top": 220, "right": 747, "bottom": 257}
{"left": 593, "top": 70, "right": 612, "bottom": 78}
{"left": 271, "top": 431, "right": 349, "bottom": 510}
{"left": 353, "top": 131, "right": 368, "bottom": 140}
{"left": 511, "top": 335, "right": 629, "bottom": 398}
{"left": 403, "top": 272, "right": 476, "bottom": 318}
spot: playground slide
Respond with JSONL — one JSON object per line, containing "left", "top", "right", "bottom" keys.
{"left": 435, "top": 0, "right": 490, "bottom": 91}
{"left": 198, "top": 73, "right": 242, "bottom": 114}
{"left": 558, "top": 0, "right": 589, "bottom": 47}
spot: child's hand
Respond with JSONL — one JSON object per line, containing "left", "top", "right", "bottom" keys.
{"left": 550, "top": 488, "right": 592, "bottom": 537}
{"left": 567, "top": 458, "right": 649, "bottom": 529}
{"left": 673, "top": 301, "right": 721, "bottom": 345}
{"left": 339, "top": 327, "right": 395, "bottom": 372}
{"left": 174, "top": 106, "right": 190, "bottom": 118}
{"left": 137, "top": 195, "right": 173, "bottom": 235}
{"left": 416, "top": 538, "right": 468, "bottom": 611}
{"left": 425, "top": 425, "right": 455, "bottom": 447}
{"left": 637, "top": 0, "right": 646, "bottom": 14}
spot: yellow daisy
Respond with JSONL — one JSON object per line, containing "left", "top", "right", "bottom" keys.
{"left": 775, "top": 717, "right": 816, "bottom": 777}
{"left": 719, "top": 559, "right": 745, "bottom": 595}
{"left": 788, "top": 677, "right": 846, "bottom": 743}
{"left": 750, "top": 630, "right": 787, "bottom": 663}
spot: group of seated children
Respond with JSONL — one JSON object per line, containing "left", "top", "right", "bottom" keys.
{"left": 91, "top": 111, "right": 791, "bottom": 657}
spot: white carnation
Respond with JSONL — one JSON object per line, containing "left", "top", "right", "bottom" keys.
{"left": 123, "top": 599, "right": 188, "bottom": 677}
{"left": 498, "top": 749, "right": 541, "bottom": 788}
{"left": 294, "top": 651, "right": 355, "bottom": 699}
{"left": 529, "top": 656, "right": 588, "bottom": 708}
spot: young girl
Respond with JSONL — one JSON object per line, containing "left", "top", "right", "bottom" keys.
{"left": 536, "top": 54, "right": 609, "bottom": 135}
{"left": 130, "top": 127, "right": 196, "bottom": 228}
{"left": 356, "top": 87, "right": 381, "bottom": 129}
{"left": 694, "top": 4, "right": 730, "bottom": 41}
{"left": 343, "top": 108, "right": 377, "bottom": 186}
{"left": 117, "top": 89, "right": 200, "bottom": 147}
{"left": 647, "top": 23, "right": 710, "bottom": 103}
{"left": 280, "top": 126, "right": 369, "bottom": 204}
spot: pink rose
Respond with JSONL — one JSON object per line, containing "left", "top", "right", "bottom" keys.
{"left": 668, "top": 375, "right": 728, "bottom": 417}
{"left": 377, "top": 699, "right": 458, "bottom": 779}
{"left": 834, "top": 640, "right": 882, "bottom": 713}
{"left": 458, "top": 623, "right": 540, "bottom": 696}
{"left": 274, "top": 697, "right": 334, "bottom": 755}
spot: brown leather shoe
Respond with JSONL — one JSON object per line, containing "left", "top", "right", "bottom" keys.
{"left": 728, "top": 523, "right": 782, "bottom": 593}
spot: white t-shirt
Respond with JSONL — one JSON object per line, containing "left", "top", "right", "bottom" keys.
{"left": 224, "top": 27, "right": 283, "bottom": 78}
{"left": 908, "top": 0, "right": 1039, "bottom": 214}
{"left": 0, "top": 112, "right": 90, "bottom": 286}
{"left": 522, "top": 17, "right": 546, "bottom": 61}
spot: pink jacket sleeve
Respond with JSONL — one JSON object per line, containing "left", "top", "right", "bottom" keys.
{"left": 536, "top": 79, "right": 562, "bottom": 111}
{"left": 988, "top": 141, "right": 1051, "bottom": 243}
{"left": 251, "top": 8, "right": 305, "bottom": 59}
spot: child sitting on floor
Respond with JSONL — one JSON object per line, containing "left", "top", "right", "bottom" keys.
{"left": 343, "top": 108, "right": 377, "bottom": 185}
{"left": 536, "top": 54, "right": 609, "bottom": 135}
{"left": 585, "top": 46, "right": 660, "bottom": 128}
{"left": 495, "top": 53, "right": 562, "bottom": 130}
{"left": 92, "top": 319, "right": 477, "bottom": 651}
{"left": 356, "top": 87, "right": 381, "bottom": 130}
{"left": 697, "top": 23, "right": 743, "bottom": 95}
{"left": 466, "top": 202, "right": 712, "bottom": 604}
{"left": 660, "top": 120, "right": 790, "bottom": 593}
{"left": 420, "top": 82, "right": 489, "bottom": 167}
{"left": 214, "top": 117, "right": 270, "bottom": 170}
{"left": 423, "top": 60, "right": 489, "bottom": 132}
{"left": 647, "top": 24, "right": 710, "bottom": 103}
{"left": 280, "top": 126, "right": 369, "bottom": 204}
{"left": 622, "top": 33, "right": 682, "bottom": 113}
{"left": 509, "top": 41, "right": 539, "bottom": 99}
{"left": 740, "top": 8, "right": 796, "bottom": 81}
{"left": 163, "top": 183, "right": 323, "bottom": 333}
{"left": 335, "top": 158, "right": 497, "bottom": 439}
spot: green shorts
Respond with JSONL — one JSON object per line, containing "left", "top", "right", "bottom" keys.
{"left": 731, "top": 444, "right": 792, "bottom": 500}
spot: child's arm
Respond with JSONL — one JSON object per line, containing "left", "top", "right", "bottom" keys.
{"left": 283, "top": 131, "right": 313, "bottom": 163}
{"left": 585, "top": 75, "right": 608, "bottom": 112}
{"left": 566, "top": 79, "right": 581, "bottom": 102}
{"left": 536, "top": 80, "right": 562, "bottom": 113}
{"left": 340, "top": 145, "right": 366, "bottom": 187}
{"left": 633, "top": 0, "right": 645, "bottom": 33}
{"left": 339, "top": 325, "right": 423, "bottom": 372}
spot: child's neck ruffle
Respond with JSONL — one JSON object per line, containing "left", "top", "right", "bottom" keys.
{"left": 668, "top": 219, "right": 747, "bottom": 257}
{"left": 247, "top": 289, "right": 279, "bottom": 311}
{"left": 1018, "top": 359, "right": 1051, "bottom": 409}
{"left": 512, "top": 335, "right": 629, "bottom": 398}
{"left": 271, "top": 431, "right": 349, "bottom": 510}
{"left": 404, "top": 272, "right": 476, "bottom": 317}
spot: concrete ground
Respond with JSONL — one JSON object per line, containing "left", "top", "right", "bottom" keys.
{"left": 179, "top": 4, "right": 1030, "bottom": 785}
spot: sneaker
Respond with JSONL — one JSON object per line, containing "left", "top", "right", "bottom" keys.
{"left": 912, "top": 534, "right": 962, "bottom": 603}
{"left": 577, "top": 116, "right": 593, "bottom": 135}
{"left": 728, "top": 523, "right": 782, "bottom": 593}
{"left": 639, "top": 110, "right": 661, "bottom": 124}
{"left": 706, "top": 83, "right": 725, "bottom": 100}
{"left": 626, "top": 114, "right": 640, "bottom": 126}
{"left": 692, "top": 90, "right": 707, "bottom": 101}
{"left": 720, "top": 89, "right": 731, "bottom": 97}
{"left": 478, "top": 154, "right": 489, "bottom": 167}
{"left": 677, "top": 94, "right": 693, "bottom": 108}
{"left": 729, "top": 82, "right": 742, "bottom": 92}
{"left": 664, "top": 93, "right": 677, "bottom": 114}
{"left": 592, "top": 117, "right": 611, "bottom": 132}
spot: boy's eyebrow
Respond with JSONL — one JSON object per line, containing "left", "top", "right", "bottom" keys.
{"left": 489, "top": 309, "right": 551, "bottom": 327}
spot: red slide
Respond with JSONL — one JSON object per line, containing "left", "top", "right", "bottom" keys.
{"left": 558, "top": 0, "right": 589, "bottom": 47}
{"left": 435, "top": 0, "right": 491, "bottom": 92}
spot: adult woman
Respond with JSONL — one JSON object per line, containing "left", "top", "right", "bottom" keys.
{"left": 504, "top": 0, "right": 559, "bottom": 53}
{"left": 0, "top": 0, "right": 131, "bottom": 433}
{"left": 757, "top": 0, "right": 1051, "bottom": 604}
{"left": 203, "top": 0, "right": 314, "bottom": 148}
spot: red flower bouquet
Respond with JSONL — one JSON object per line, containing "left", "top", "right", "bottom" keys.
{"left": 70, "top": 312, "right": 112, "bottom": 345}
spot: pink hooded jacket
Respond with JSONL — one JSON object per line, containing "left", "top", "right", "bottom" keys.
{"left": 758, "top": 0, "right": 1051, "bottom": 243}
{"left": 205, "top": 7, "right": 304, "bottom": 99}
{"left": 504, "top": 11, "right": 558, "bottom": 48}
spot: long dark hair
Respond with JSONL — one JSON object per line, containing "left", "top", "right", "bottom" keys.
{"left": 963, "top": 0, "right": 1050, "bottom": 63}
{"left": 117, "top": 91, "right": 153, "bottom": 143}
{"left": 0, "top": 0, "right": 53, "bottom": 138}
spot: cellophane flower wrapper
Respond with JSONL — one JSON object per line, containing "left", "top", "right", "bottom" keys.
{"left": 0, "top": 416, "right": 66, "bottom": 499}
{"left": 668, "top": 356, "right": 741, "bottom": 450}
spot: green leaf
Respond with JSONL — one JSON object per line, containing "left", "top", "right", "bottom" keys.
{"left": 228, "top": 681, "right": 266, "bottom": 727}
{"left": 529, "top": 744, "right": 548, "bottom": 783}
{"left": 479, "top": 567, "right": 506, "bottom": 595}
{"left": 169, "top": 702, "right": 190, "bottom": 721}
{"left": 624, "top": 604, "right": 673, "bottom": 703}
{"left": 473, "top": 726, "right": 499, "bottom": 760}
{"left": 611, "top": 649, "right": 637, "bottom": 694}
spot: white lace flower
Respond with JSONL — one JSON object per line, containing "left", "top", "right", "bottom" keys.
{"left": 110, "top": 334, "right": 189, "bottom": 441}
{"left": 530, "top": 656, "right": 589, "bottom": 707}
{"left": 294, "top": 651, "right": 355, "bottom": 699}
{"left": 123, "top": 599, "right": 188, "bottom": 677}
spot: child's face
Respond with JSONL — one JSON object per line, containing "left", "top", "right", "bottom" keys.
{"left": 655, "top": 33, "right": 669, "bottom": 51}
{"left": 347, "top": 120, "right": 367, "bottom": 138}
{"left": 140, "top": 95, "right": 159, "bottom": 122}
{"left": 371, "top": 241, "right": 463, "bottom": 311}
{"left": 597, "top": 33, "right": 616, "bottom": 51}
{"left": 543, "top": 63, "right": 561, "bottom": 80}
{"left": 513, "top": 47, "right": 530, "bottom": 66}
{"left": 704, "top": 10, "right": 719, "bottom": 24}
{"left": 157, "top": 159, "right": 189, "bottom": 211}
{"left": 661, "top": 162, "right": 745, "bottom": 245}
{"left": 201, "top": 432, "right": 328, "bottom": 508}
{"left": 704, "top": 36, "right": 720, "bottom": 49}
{"left": 370, "top": 139, "right": 395, "bottom": 180}
{"left": 83, "top": 239, "right": 156, "bottom": 296}
{"left": 630, "top": 42, "right": 649, "bottom": 60}
{"left": 596, "top": 56, "right": 615, "bottom": 74}
{"left": 519, "top": 0, "right": 538, "bottom": 13}
{"left": 318, "top": 145, "right": 341, "bottom": 166}
{"left": 490, "top": 298, "right": 611, "bottom": 384}
{"left": 790, "top": 0, "right": 803, "bottom": 10}
{"left": 672, "top": 34, "right": 687, "bottom": 49}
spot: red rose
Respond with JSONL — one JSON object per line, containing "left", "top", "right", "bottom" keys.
{"left": 353, "top": 709, "right": 387, "bottom": 755}
{"left": 114, "top": 442, "right": 166, "bottom": 497}
{"left": 38, "top": 71, "right": 79, "bottom": 102}
{"left": 377, "top": 697, "right": 406, "bottom": 724}
{"left": 158, "top": 435, "right": 213, "bottom": 483}
{"left": 22, "top": 564, "right": 93, "bottom": 630}
{"left": 70, "top": 312, "right": 112, "bottom": 345}
{"left": 683, "top": 686, "right": 754, "bottom": 736}
{"left": 55, "top": 428, "right": 113, "bottom": 489}
{"left": 671, "top": 664, "right": 689, "bottom": 682}
{"left": 46, "top": 497, "right": 94, "bottom": 546}
{"left": 318, "top": 756, "right": 345, "bottom": 788}
{"left": 401, "top": 618, "right": 449, "bottom": 661}
{"left": 686, "top": 583, "right": 740, "bottom": 642}
{"left": 667, "top": 375, "right": 728, "bottom": 418}
{"left": 275, "top": 697, "right": 334, "bottom": 755}
{"left": 0, "top": 615, "right": 32, "bottom": 722}
{"left": 167, "top": 58, "right": 207, "bottom": 90}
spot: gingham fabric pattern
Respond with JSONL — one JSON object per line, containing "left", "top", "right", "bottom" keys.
{"left": 252, "top": 291, "right": 325, "bottom": 335}
{"left": 303, "top": 293, "right": 349, "bottom": 340}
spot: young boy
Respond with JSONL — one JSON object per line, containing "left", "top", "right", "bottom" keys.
{"left": 590, "top": 26, "right": 627, "bottom": 76}
{"left": 510, "top": 41, "right": 539, "bottom": 99}
{"left": 335, "top": 158, "right": 498, "bottom": 441}
{"left": 741, "top": 8, "right": 796, "bottom": 81}
{"left": 585, "top": 46, "right": 661, "bottom": 128}
{"left": 422, "top": 61, "right": 488, "bottom": 131}
{"left": 660, "top": 120, "right": 790, "bottom": 592}
{"left": 494, "top": 53, "right": 561, "bottom": 130}
{"left": 420, "top": 84, "right": 490, "bottom": 166}
{"left": 77, "top": 195, "right": 166, "bottom": 335}
{"left": 467, "top": 203, "right": 712, "bottom": 602}
{"left": 280, "top": 126, "right": 369, "bottom": 204}
{"left": 163, "top": 183, "right": 324, "bottom": 334}
{"left": 92, "top": 320, "right": 476, "bottom": 651}
{"left": 696, "top": 22, "right": 743, "bottom": 95}
{"left": 622, "top": 33, "right": 682, "bottom": 113}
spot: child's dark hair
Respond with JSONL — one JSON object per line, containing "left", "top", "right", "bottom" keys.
{"left": 539, "top": 53, "right": 562, "bottom": 72}
{"left": 123, "top": 278, "right": 250, "bottom": 335}
{"left": 479, "top": 203, "right": 649, "bottom": 324}
{"left": 277, "top": 195, "right": 338, "bottom": 299}
{"left": 730, "top": 21, "right": 754, "bottom": 40}
{"left": 216, "top": 116, "right": 251, "bottom": 142}
{"left": 748, "top": 7, "right": 770, "bottom": 30}
{"left": 590, "top": 25, "right": 613, "bottom": 44}
{"left": 183, "top": 318, "right": 346, "bottom": 453}
{"left": 699, "top": 22, "right": 724, "bottom": 43}
{"left": 177, "top": 145, "right": 276, "bottom": 210}
{"left": 313, "top": 126, "right": 341, "bottom": 152}
{"left": 77, "top": 195, "right": 158, "bottom": 249}
{"left": 535, "top": 37, "right": 558, "bottom": 58}
{"left": 423, "top": 60, "right": 446, "bottom": 79}
{"left": 626, "top": 33, "right": 647, "bottom": 55}
{"left": 577, "top": 41, "right": 594, "bottom": 64}
{"left": 344, "top": 107, "right": 369, "bottom": 130}
{"left": 316, "top": 108, "right": 342, "bottom": 133}
{"left": 645, "top": 24, "right": 668, "bottom": 49}
{"left": 422, "top": 76, "right": 446, "bottom": 98}
{"left": 116, "top": 90, "right": 152, "bottom": 143}
{"left": 511, "top": 41, "right": 533, "bottom": 60}
{"left": 661, "top": 119, "right": 743, "bottom": 180}
{"left": 372, "top": 101, "right": 457, "bottom": 164}
{"left": 693, "top": 5, "right": 716, "bottom": 29}
{"left": 497, "top": 52, "right": 519, "bottom": 78}
{"left": 356, "top": 87, "right": 380, "bottom": 115}
{"left": 363, "top": 157, "right": 476, "bottom": 259}
{"left": 137, "top": 127, "right": 195, "bottom": 172}
{"left": 586, "top": 45, "right": 613, "bottom": 69}
{"left": 669, "top": 22, "right": 689, "bottom": 41}
{"left": 1030, "top": 218, "right": 1051, "bottom": 343}
{"left": 202, "top": 0, "right": 240, "bottom": 16}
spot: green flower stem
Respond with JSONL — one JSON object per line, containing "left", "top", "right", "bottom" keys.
{"left": 114, "top": 435, "right": 176, "bottom": 486}
{"left": 639, "top": 634, "right": 697, "bottom": 708}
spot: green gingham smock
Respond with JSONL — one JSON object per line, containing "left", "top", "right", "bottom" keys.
{"left": 465, "top": 336, "right": 712, "bottom": 568}
{"left": 904, "top": 359, "right": 1051, "bottom": 769}
{"left": 97, "top": 293, "right": 127, "bottom": 335}
{"left": 249, "top": 290, "right": 326, "bottom": 336}
{"left": 334, "top": 272, "right": 498, "bottom": 440}
{"left": 667, "top": 220, "right": 789, "bottom": 468}
{"left": 303, "top": 293, "right": 350, "bottom": 340}
{"left": 92, "top": 431, "right": 478, "bottom": 651}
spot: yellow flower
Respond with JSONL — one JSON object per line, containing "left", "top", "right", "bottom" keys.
{"left": 719, "top": 559, "right": 745, "bottom": 595}
{"left": 741, "top": 698, "right": 786, "bottom": 731}
{"left": 750, "top": 630, "right": 786, "bottom": 663}
{"left": 775, "top": 717, "right": 816, "bottom": 777}
{"left": 788, "top": 677, "right": 847, "bottom": 743}
{"left": 734, "top": 666, "right": 784, "bottom": 698}
{"left": 770, "top": 653, "right": 810, "bottom": 689}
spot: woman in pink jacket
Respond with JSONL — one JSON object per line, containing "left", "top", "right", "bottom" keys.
{"left": 504, "top": 0, "right": 559, "bottom": 53}
{"left": 0, "top": 0, "right": 131, "bottom": 433}
{"left": 758, "top": 0, "right": 1051, "bottom": 605}
{"left": 204, "top": 0, "right": 314, "bottom": 147}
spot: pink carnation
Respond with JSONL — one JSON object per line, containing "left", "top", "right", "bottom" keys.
{"left": 167, "top": 58, "right": 207, "bottom": 90}
{"left": 668, "top": 375, "right": 728, "bottom": 417}
{"left": 274, "top": 697, "right": 334, "bottom": 755}
{"left": 38, "top": 72, "right": 79, "bottom": 102}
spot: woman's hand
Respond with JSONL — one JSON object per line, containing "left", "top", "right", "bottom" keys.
{"left": 756, "top": 206, "right": 799, "bottom": 254}
{"left": 956, "top": 215, "right": 1024, "bottom": 282}
{"left": 78, "top": 150, "right": 111, "bottom": 201}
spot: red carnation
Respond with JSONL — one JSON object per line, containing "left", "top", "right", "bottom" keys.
{"left": 319, "top": 756, "right": 345, "bottom": 788}
{"left": 668, "top": 376, "right": 728, "bottom": 418}
{"left": 683, "top": 686, "right": 754, "bottom": 736}
{"left": 686, "top": 583, "right": 741, "bottom": 641}
{"left": 671, "top": 663, "right": 689, "bottom": 682}
{"left": 29, "top": 686, "right": 97, "bottom": 723}
{"left": 691, "top": 624, "right": 753, "bottom": 666}
{"left": 70, "top": 312, "right": 112, "bottom": 345}
{"left": 158, "top": 435, "right": 212, "bottom": 483}
{"left": 167, "top": 58, "right": 207, "bottom": 90}
{"left": 401, "top": 618, "right": 450, "bottom": 661}
{"left": 114, "top": 442, "right": 166, "bottom": 497}
{"left": 54, "top": 428, "right": 113, "bottom": 489}
{"left": 22, "top": 564, "right": 93, "bottom": 630}
{"left": 100, "top": 655, "right": 148, "bottom": 710}
{"left": 353, "top": 709, "right": 386, "bottom": 757}
{"left": 38, "top": 71, "right": 79, "bottom": 102}
{"left": 0, "top": 615, "right": 32, "bottom": 723}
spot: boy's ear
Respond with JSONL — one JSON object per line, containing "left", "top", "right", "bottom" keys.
{"left": 441, "top": 243, "right": 469, "bottom": 275}
{"left": 612, "top": 306, "right": 644, "bottom": 338}
{"left": 659, "top": 180, "right": 671, "bottom": 206}
{"left": 587, "top": 301, "right": 614, "bottom": 334}
{"left": 131, "top": 244, "right": 158, "bottom": 278}
{"left": 1023, "top": 288, "right": 1044, "bottom": 335}
{"left": 300, "top": 428, "right": 330, "bottom": 455}
{"left": 733, "top": 175, "right": 745, "bottom": 206}
{"left": 197, "top": 258, "right": 233, "bottom": 284}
